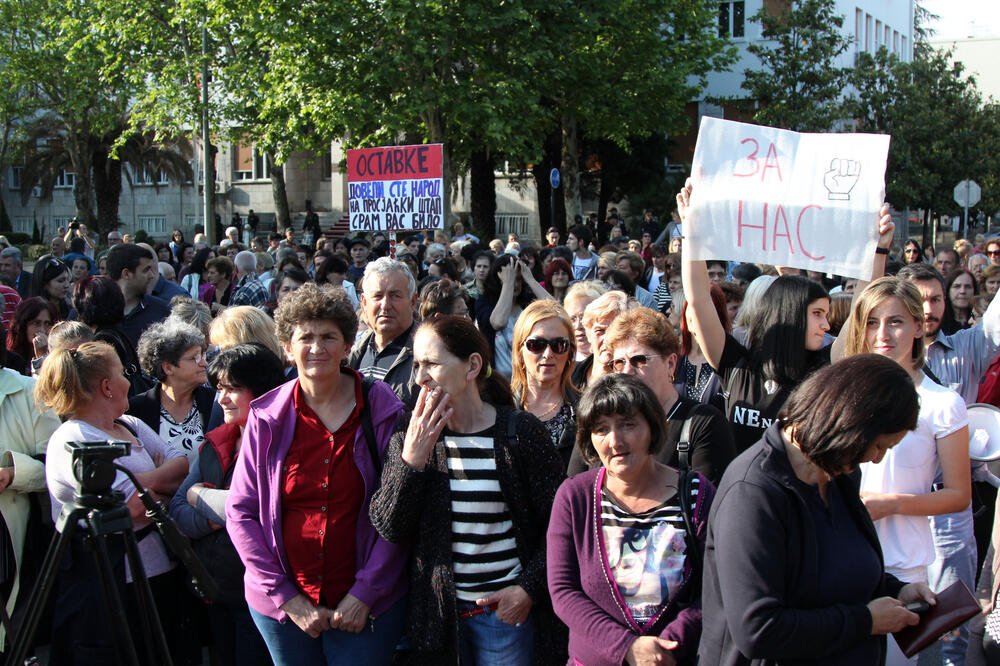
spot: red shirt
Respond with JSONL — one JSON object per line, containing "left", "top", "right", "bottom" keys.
{"left": 282, "top": 373, "right": 364, "bottom": 606}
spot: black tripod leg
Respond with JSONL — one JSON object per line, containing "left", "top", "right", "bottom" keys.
{"left": 91, "top": 533, "right": 142, "bottom": 666}
{"left": 122, "top": 528, "right": 174, "bottom": 666}
{"left": 6, "top": 510, "right": 80, "bottom": 666}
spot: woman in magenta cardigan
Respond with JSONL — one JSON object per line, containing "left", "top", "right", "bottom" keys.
{"left": 547, "top": 373, "right": 714, "bottom": 666}
{"left": 226, "top": 284, "right": 409, "bottom": 666}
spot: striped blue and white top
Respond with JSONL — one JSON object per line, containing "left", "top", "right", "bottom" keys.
{"left": 444, "top": 432, "right": 522, "bottom": 601}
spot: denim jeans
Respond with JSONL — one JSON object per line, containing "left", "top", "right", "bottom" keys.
{"left": 249, "top": 596, "right": 406, "bottom": 666}
{"left": 457, "top": 601, "right": 534, "bottom": 666}
{"left": 929, "top": 506, "right": 978, "bottom": 666}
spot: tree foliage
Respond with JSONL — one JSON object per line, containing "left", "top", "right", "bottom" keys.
{"left": 847, "top": 47, "right": 999, "bottom": 223}
{"left": 740, "top": 0, "right": 851, "bottom": 131}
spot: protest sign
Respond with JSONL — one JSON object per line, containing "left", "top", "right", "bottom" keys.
{"left": 686, "top": 117, "right": 890, "bottom": 279}
{"left": 347, "top": 144, "right": 444, "bottom": 231}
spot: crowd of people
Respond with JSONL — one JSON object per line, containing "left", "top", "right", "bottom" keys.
{"left": 1, "top": 188, "right": 1000, "bottom": 666}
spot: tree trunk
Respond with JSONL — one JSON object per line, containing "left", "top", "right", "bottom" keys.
{"left": 534, "top": 129, "right": 567, "bottom": 239}
{"left": 66, "top": 139, "right": 95, "bottom": 226}
{"left": 0, "top": 196, "right": 11, "bottom": 232}
{"left": 92, "top": 151, "right": 123, "bottom": 238}
{"left": 469, "top": 149, "right": 496, "bottom": 242}
{"left": 269, "top": 155, "right": 290, "bottom": 233}
{"left": 205, "top": 141, "right": 218, "bottom": 244}
{"left": 425, "top": 110, "right": 451, "bottom": 232}
{"left": 561, "top": 115, "right": 582, "bottom": 228}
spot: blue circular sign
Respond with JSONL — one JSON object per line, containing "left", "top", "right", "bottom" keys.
{"left": 549, "top": 168, "right": 560, "bottom": 189}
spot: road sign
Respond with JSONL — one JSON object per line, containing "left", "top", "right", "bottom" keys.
{"left": 955, "top": 180, "right": 981, "bottom": 208}
{"left": 550, "top": 168, "right": 561, "bottom": 189}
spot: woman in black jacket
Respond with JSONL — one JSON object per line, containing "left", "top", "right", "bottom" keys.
{"left": 699, "top": 355, "right": 937, "bottom": 666}
{"left": 370, "top": 315, "right": 566, "bottom": 665}
{"left": 128, "top": 319, "right": 214, "bottom": 463}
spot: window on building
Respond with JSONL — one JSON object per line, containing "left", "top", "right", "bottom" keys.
{"left": 893, "top": 30, "right": 899, "bottom": 53}
{"left": 233, "top": 141, "right": 253, "bottom": 180}
{"left": 54, "top": 169, "right": 75, "bottom": 189}
{"left": 855, "top": 9, "right": 863, "bottom": 47}
{"left": 718, "top": 1, "right": 745, "bottom": 38}
{"left": 322, "top": 151, "right": 332, "bottom": 180}
{"left": 865, "top": 14, "right": 872, "bottom": 52}
{"left": 875, "top": 20, "right": 882, "bottom": 46}
{"left": 901, "top": 35, "right": 907, "bottom": 57}
{"left": 8, "top": 166, "right": 22, "bottom": 190}
{"left": 52, "top": 217, "right": 73, "bottom": 232}
{"left": 252, "top": 147, "right": 271, "bottom": 180}
{"left": 133, "top": 165, "right": 169, "bottom": 186}
{"left": 137, "top": 216, "right": 167, "bottom": 235}
{"left": 12, "top": 218, "right": 31, "bottom": 234}
{"left": 884, "top": 25, "right": 890, "bottom": 48}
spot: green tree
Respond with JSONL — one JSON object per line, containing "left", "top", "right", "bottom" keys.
{"left": 739, "top": 0, "right": 851, "bottom": 131}
{"left": 553, "top": 0, "right": 732, "bottom": 223}
{"left": 848, "top": 47, "right": 992, "bottom": 239}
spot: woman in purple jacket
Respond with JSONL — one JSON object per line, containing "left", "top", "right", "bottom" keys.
{"left": 548, "top": 373, "right": 715, "bottom": 666}
{"left": 226, "top": 283, "right": 409, "bottom": 666}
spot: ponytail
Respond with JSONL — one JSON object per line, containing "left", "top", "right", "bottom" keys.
{"left": 34, "top": 341, "right": 116, "bottom": 416}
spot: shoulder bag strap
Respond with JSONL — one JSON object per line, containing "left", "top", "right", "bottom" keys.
{"left": 675, "top": 416, "right": 702, "bottom": 593}
{"left": 360, "top": 377, "right": 381, "bottom": 478}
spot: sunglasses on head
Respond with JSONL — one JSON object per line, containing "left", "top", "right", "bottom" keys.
{"left": 523, "top": 336, "right": 570, "bottom": 354}
{"left": 609, "top": 353, "right": 662, "bottom": 372}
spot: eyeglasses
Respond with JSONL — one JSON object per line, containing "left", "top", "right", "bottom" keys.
{"left": 609, "top": 354, "right": 662, "bottom": 372}
{"left": 523, "top": 337, "right": 570, "bottom": 354}
{"left": 989, "top": 250, "right": 1000, "bottom": 257}
{"left": 178, "top": 352, "right": 206, "bottom": 364}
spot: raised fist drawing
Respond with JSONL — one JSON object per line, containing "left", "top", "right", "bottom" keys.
{"left": 823, "top": 158, "right": 861, "bottom": 201}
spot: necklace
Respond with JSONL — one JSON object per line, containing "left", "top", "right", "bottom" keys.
{"left": 530, "top": 398, "right": 563, "bottom": 421}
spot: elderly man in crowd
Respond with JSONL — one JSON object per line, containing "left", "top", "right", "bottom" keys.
{"left": 347, "top": 257, "right": 418, "bottom": 405}
{"left": 229, "top": 250, "right": 270, "bottom": 307}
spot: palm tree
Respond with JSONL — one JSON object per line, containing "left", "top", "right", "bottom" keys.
{"left": 16, "top": 117, "right": 193, "bottom": 237}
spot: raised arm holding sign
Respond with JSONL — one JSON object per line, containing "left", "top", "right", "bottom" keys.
{"left": 678, "top": 160, "right": 894, "bottom": 452}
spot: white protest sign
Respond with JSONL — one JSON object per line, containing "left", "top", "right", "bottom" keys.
{"left": 686, "top": 117, "right": 890, "bottom": 279}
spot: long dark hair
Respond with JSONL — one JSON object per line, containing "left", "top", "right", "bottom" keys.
{"left": 6, "top": 297, "right": 58, "bottom": 360}
{"left": 746, "top": 274, "right": 829, "bottom": 386}
{"left": 483, "top": 254, "right": 534, "bottom": 309}
{"left": 189, "top": 247, "right": 214, "bottom": 278}
{"left": 418, "top": 315, "right": 515, "bottom": 407}
{"left": 29, "top": 255, "right": 71, "bottom": 320}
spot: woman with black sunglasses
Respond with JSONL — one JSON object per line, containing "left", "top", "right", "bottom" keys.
{"left": 511, "top": 300, "right": 580, "bottom": 469}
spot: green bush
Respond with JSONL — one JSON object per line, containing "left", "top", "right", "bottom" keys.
{"left": 19, "top": 244, "right": 50, "bottom": 261}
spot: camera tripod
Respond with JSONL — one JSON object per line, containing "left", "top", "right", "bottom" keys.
{"left": 7, "top": 487, "right": 173, "bottom": 666}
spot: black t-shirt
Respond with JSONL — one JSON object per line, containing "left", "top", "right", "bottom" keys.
{"left": 566, "top": 396, "right": 736, "bottom": 486}
{"left": 716, "top": 334, "right": 830, "bottom": 454}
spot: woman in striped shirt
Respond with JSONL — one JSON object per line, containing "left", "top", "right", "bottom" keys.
{"left": 370, "top": 315, "right": 566, "bottom": 665}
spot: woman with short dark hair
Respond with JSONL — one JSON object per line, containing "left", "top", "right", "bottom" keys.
{"left": 549, "top": 373, "right": 714, "bottom": 666}
{"left": 201, "top": 256, "right": 235, "bottom": 315}
{"left": 370, "top": 315, "right": 566, "bottom": 665}
{"left": 169, "top": 344, "right": 287, "bottom": 666}
{"left": 700, "top": 354, "right": 937, "bottom": 666}
{"left": 418, "top": 278, "right": 469, "bottom": 319}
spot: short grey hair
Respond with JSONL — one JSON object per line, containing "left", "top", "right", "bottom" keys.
{"left": 255, "top": 251, "right": 274, "bottom": 271}
{"left": 0, "top": 247, "right": 23, "bottom": 265}
{"left": 362, "top": 257, "right": 417, "bottom": 297}
{"left": 234, "top": 250, "right": 257, "bottom": 274}
{"left": 427, "top": 243, "right": 446, "bottom": 258}
{"left": 167, "top": 297, "right": 212, "bottom": 338}
{"left": 137, "top": 319, "right": 206, "bottom": 381}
